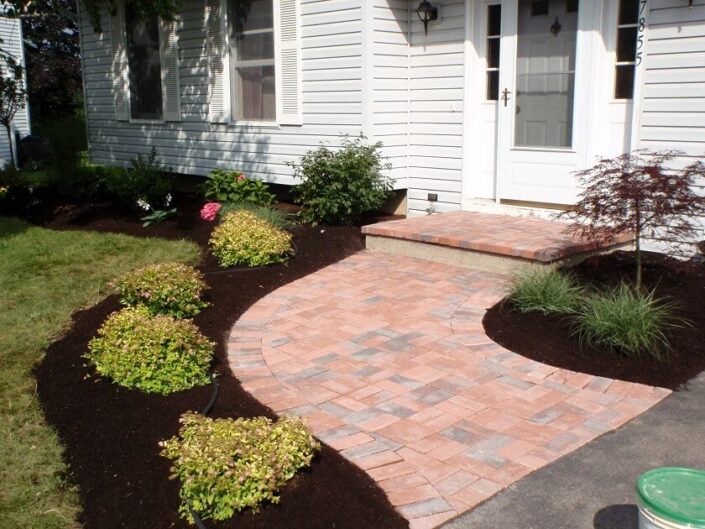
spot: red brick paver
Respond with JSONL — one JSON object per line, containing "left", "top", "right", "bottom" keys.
{"left": 227, "top": 251, "right": 668, "bottom": 528}
{"left": 362, "top": 211, "right": 633, "bottom": 262}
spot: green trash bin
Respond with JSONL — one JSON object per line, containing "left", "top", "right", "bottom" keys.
{"left": 637, "top": 467, "right": 705, "bottom": 529}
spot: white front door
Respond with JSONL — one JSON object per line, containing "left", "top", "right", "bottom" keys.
{"left": 495, "top": 0, "right": 596, "bottom": 204}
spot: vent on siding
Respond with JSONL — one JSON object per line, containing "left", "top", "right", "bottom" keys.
{"left": 110, "top": 4, "right": 129, "bottom": 121}
{"left": 207, "top": 0, "right": 227, "bottom": 123}
{"left": 160, "top": 19, "right": 181, "bottom": 121}
{"left": 277, "top": 0, "right": 302, "bottom": 125}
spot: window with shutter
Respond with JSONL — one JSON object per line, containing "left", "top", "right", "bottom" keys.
{"left": 207, "top": 0, "right": 228, "bottom": 122}
{"left": 125, "top": 6, "right": 163, "bottom": 120}
{"left": 160, "top": 20, "right": 182, "bottom": 122}
{"left": 110, "top": 4, "right": 129, "bottom": 121}
{"left": 276, "top": 0, "right": 302, "bottom": 125}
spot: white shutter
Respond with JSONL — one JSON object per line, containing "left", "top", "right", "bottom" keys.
{"left": 159, "top": 18, "right": 181, "bottom": 121}
{"left": 207, "top": 0, "right": 228, "bottom": 123}
{"left": 110, "top": 2, "right": 129, "bottom": 121}
{"left": 276, "top": 0, "right": 303, "bottom": 126}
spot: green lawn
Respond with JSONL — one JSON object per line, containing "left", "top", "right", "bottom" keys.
{"left": 0, "top": 217, "right": 200, "bottom": 528}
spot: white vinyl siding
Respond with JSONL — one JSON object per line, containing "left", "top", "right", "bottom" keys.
{"left": 407, "top": 0, "right": 465, "bottom": 215}
{"left": 83, "top": 0, "right": 363, "bottom": 183}
{"left": 0, "top": 15, "right": 30, "bottom": 166}
{"left": 637, "top": 0, "right": 705, "bottom": 159}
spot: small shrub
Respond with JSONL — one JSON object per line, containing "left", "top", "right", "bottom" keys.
{"left": 209, "top": 210, "right": 292, "bottom": 267}
{"left": 508, "top": 269, "right": 584, "bottom": 315}
{"left": 574, "top": 284, "right": 679, "bottom": 360}
{"left": 203, "top": 169, "right": 276, "bottom": 206}
{"left": 104, "top": 147, "right": 174, "bottom": 210}
{"left": 289, "top": 135, "right": 393, "bottom": 226}
{"left": 218, "top": 202, "right": 298, "bottom": 231}
{"left": 85, "top": 308, "right": 214, "bottom": 394}
{"left": 160, "top": 412, "right": 320, "bottom": 523}
{"left": 114, "top": 262, "right": 208, "bottom": 318}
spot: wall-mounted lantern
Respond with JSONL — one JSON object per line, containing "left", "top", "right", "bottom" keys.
{"left": 550, "top": 16, "right": 562, "bottom": 36}
{"left": 416, "top": 0, "right": 438, "bottom": 36}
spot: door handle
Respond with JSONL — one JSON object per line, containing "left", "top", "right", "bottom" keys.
{"left": 501, "top": 88, "right": 512, "bottom": 107}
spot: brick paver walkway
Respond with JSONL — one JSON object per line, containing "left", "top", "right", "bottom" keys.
{"left": 227, "top": 251, "right": 669, "bottom": 529}
{"left": 362, "top": 211, "right": 633, "bottom": 262}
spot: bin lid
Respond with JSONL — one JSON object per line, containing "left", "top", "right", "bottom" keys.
{"left": 637, "top": 467, "right": 705, "bottom": 527}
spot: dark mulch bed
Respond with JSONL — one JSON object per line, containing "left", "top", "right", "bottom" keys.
{"left": 34, "top": 199, "right": 409, "bottom": 529}
{"left": 484, "top": 251, "right": 705, "bottom": 391}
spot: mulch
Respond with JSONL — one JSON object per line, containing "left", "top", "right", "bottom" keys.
{"left": 483, "top": 251, "right": 705, "bottom": 390}
{"left": 34, "top": 197, "right": 409, "bottom": 529}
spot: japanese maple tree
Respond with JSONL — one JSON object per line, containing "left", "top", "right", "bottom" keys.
{"left": 559, "top": 150, "right": 705, "bottom": 288}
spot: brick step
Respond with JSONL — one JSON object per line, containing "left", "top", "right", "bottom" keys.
{"left": 362, "top": 211, "right": 633, "bottom": 273}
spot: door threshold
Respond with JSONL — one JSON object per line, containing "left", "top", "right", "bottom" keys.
{"left": 461, "top": 198, "right": 570, "bottom": 221}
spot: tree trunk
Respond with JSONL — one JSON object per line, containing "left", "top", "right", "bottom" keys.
{"left": 634, "top": 199, "right": 642, "bottom": 290}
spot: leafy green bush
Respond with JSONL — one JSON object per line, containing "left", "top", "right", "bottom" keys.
{"left": 104, "top": 147, "right": 174, "bottom": 210}
{"left": 0, "top": 167, "right": 53, "bottom": 214}
{"left": 289, "top": 136, "right": 393, "bottom": 225}
{"left": 114, "top": 262, "right": 208, "bottom": 317}
{"left": 160, "top": 412, "right": 320, "bottom": 523}
{"left": 508, "top": 269, "right": 584, "bottom": 315}
{"left": 218, "top": 202, "right": 297, "bottom": 231}
{"left": 203, "top": 169, "right": 276, "bottom": 206}
{"left": 574, "top": 284, "right": 679, "bottom": 360}
{"left": 209, "top": 210, "right": 292, "bottom": 267}
{"left": 85, "top": 308, "right": 214, "bottom": 394}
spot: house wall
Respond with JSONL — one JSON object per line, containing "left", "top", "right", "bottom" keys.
{"left": 0, "top": 15, "right": 30, "bottom": 167}
{"left": 407, "top": 0, "right": 466, "bottom": 215}
{"left": 637, "top": 0, "right": 705, "bottom": 162}
{"left": 81, "top": 0, "right": 369, "bottom": 185}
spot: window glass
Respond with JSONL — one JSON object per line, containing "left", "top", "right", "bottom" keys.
{"left": 230, "top": 0, "right": 276, "bottom": 121}
{"left": 531, "top": 0, "right": 549, "bottom": 16}
{"left": 125, "top": 6, "right": 163, "bottom": 120}
{"left": 486, "top": 4, "right": 501, "bottom": 101}
{"left": 614, "top": 0, "right": 639, "bottom": 99}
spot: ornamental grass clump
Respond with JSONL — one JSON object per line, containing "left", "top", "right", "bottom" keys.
{"left": 508, "top": 269, "right": 584, "bottom": 315}
{"left": 209, "top": 210, "right": 292, "bottom": 267}
{"left": 160, "top": 412, "right": 320, "bottom": 524}
{"left": 114, "top": 262, "right": 208, "bottom": 318}
{"left": 85, "top": 308, "right": 214, "bottom": 394}
{"left": 217, "top": 201, "right": 298, "bottom": 231}
{"left": 574, "top": 284, "right": 678, "bottom": 360}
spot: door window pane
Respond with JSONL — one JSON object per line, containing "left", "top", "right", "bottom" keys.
{"left": 229, "top": 0, "right": 276, "bottom": 121}
{"left": 614, "top": 0, "right": 639, "bottom": 99}
{"left": 616, "top": 26, "right": 637, "bottom": 62}
{"left": 125, "top": 6, "right": 163, "bottom": 120}
{"left": 514, "top": 0, "right": 577, "bottom": 148}
{"left": 486, "top": 4, "right": 501, "bottom": 100}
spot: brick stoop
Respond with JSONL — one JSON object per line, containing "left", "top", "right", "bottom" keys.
{"left": 362, "top": 211, "right": 633, "bottom": 273}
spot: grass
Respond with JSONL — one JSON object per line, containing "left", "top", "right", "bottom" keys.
{"left": 574, "top": 284, "right": 678, "bottom": 360}
{"left": 508, "top": 269, "right": 584, "bottom": 315}
{"left": 218, "top": 202, "right": 298, "bottom": 231}
{"left": 0, "top": 217, "right": 200, "bottom": 529}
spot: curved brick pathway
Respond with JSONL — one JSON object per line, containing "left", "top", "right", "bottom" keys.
{"left": 227, "top": 251, "right": 669, "bottom": 529}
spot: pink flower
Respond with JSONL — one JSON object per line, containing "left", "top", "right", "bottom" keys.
{"left": 200, "top": 202, "right": 222, "bottom": 222}
{"left": 237, "top": 174, "right": 246, "bottom": 181}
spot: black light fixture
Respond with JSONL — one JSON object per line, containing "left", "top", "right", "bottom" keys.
{"left": 550, "top": 16, "right": 562, "bottom": 36}
{"left": 416, "top": 0, "right": 438, "bottom": 36}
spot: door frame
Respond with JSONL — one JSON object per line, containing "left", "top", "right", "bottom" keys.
{"left": 462, "top": 0, "right": 608, "bottom": 207}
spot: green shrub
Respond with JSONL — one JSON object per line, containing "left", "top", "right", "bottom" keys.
{"left": 209, "top": 210, "right": 292, "bottom": 267}
{"left": 160, "top": 412, "right": 320, "bottom": 523}
{"left": 85, "top": 308, "right": 214, "bottom": 394}
{"left": 114, "top": 262, "right": 208, "bottom": 317}
{"left": 289, "top": 135, "right": 393, "bottom": 225}
{"left": 203, "top": 169, "right": 276, "bottom": 206}
{"left": 574, "top": 284, "right": 679, "bottom": 360}
{"left": 508, "top": 269, "right": 584, "bottom": 315}
{"left": 104, "top": 147, "right": 174, "bottom": 210}
{"left": 218, "top": 202, "right": 297, "bottom": 231}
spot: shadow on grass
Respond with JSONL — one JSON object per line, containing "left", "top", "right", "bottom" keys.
{"left": 0, "top": 216, "right": 30, "bottom": 239}
{"left": 593, "top": 504, "right": 639, "bottom": 529}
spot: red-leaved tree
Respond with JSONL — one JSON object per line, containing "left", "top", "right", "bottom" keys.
{"left": 559, "top": 150, "right": 705, "bottom": 288}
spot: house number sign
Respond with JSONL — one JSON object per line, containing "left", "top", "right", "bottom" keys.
{"left": 635, "top": 0, "right": 647, "bottom": 66}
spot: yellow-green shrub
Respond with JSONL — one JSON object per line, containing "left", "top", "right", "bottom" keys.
{"left": 160, "top": 412, "right": 320, "bottom": 523}
{"left": 85, "top": 308, "right": 214, "bottom": 394}
{"left": 113, "top": 262, "right": 208, "bottom": 318}
{"left": 209, "top": 210, "right": 292, "bottom": 267}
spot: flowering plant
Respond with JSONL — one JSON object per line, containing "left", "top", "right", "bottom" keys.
{"left": 202, "top": 169, "right": 275, "bottom": 206}
{"left": 200, "top": 201, "right": 221, "bottom": 222}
